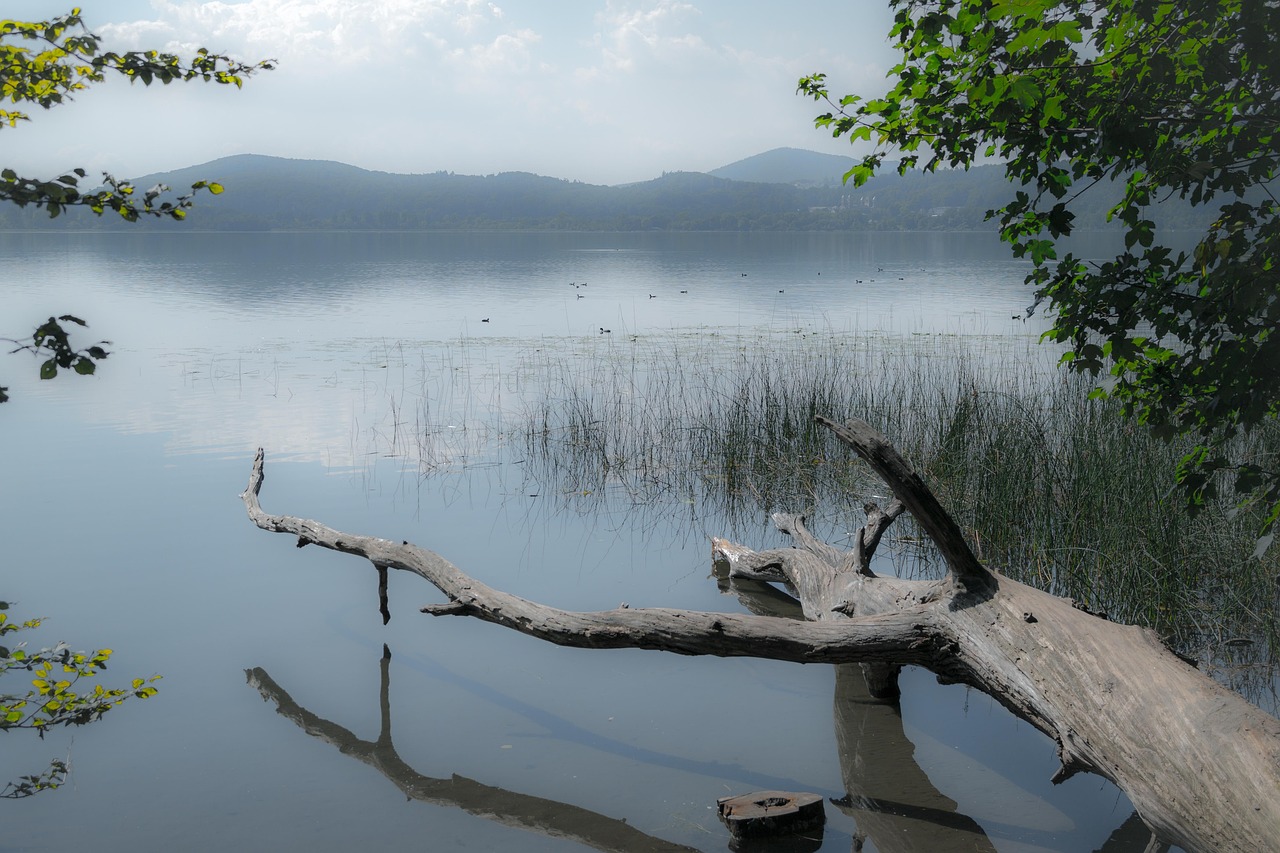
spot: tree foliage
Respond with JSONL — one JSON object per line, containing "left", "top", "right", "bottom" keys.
{"left": 0, "top": 7, "right": 273, "bottom": 401}
{"left": 800, "top": 0, "right": 1280, "bottom": 544}
{"left": 0, "top": 603, "right": 160, "bottom": 798}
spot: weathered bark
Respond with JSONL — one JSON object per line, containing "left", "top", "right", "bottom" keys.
{"left": 242, "top": 417, "right": 1280, "bottom": 853}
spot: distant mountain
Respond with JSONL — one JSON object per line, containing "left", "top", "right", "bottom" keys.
{"left": 709, "top": 147, "right": 859, "bottom": 187}
{"left": 0, "top": 151, "right": 1207, "bottom": 232}
{"left": 1, "top": 155, "right": 841, "bottom": 231}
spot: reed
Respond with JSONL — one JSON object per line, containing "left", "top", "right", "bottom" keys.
{"left": 514, "top": 330, "right": 1279, "bottom": 703}
{"left": 356, "top": 328, "right": 1276, "bottom": 704}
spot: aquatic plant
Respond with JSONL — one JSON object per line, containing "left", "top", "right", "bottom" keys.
{"left": 353, "top": 329, "right": 1277, "bottom": 708}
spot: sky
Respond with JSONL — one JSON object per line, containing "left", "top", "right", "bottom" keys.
{"left": 4, "top": 1, "right": 899, "bottom": 185}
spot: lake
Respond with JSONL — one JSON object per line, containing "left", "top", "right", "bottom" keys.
{"left": 2, "top": 230, "right": 1179, "bottom": 852}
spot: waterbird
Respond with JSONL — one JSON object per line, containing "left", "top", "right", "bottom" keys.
{"left": 649, "top": 294, "right": 656, "bottom": 299}
{"left": 481, "top": 318, "right": 490, "bottom": 323}
{"left": 600, "top": 327, "right": 611, "bottom": 334}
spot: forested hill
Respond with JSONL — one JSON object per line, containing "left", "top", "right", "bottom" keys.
{"left": 707, "top": 147, "right": 859, "bottom": 186}
{"left": 0, "top": 150, "right": 1206, "bottom": 232}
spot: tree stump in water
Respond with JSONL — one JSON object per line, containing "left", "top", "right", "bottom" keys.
{"left": 717, "top": 790, "right": 825, "bottom": 848}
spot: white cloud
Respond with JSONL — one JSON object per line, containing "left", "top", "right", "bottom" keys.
{"left": 446, "top": 27, "right": 541, "bottom": 75}
{"left": 590, "top": 0, "right": 710, "bottom": 73}
{"left": 99, "top": 0, "right": 518, "bottom": 65}
{"left": 0, "top": 0, "right": 900, "bottom": 184}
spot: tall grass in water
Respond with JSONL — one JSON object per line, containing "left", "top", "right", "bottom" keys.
{"left": 519, "top": 330, "right": 1279, "bottom": 706}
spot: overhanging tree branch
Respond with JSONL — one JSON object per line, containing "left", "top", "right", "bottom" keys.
{"left": 800, "top": 0, "right": 1280, "bottom": 546}
{"left": 0, "top": 8, "right": 273, "bottom": 403}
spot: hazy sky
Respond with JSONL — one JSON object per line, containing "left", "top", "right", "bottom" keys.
{"left": 5, "top": 2, "right": 899, "bottom": 184}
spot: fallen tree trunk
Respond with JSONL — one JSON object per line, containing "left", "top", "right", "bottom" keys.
{"left": 242, "top": 416, "right": 1280, "bottom": 853}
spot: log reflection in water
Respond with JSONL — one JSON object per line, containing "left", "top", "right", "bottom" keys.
{"left": 718, "top": 570, "right": 996, "bottom": 852}
{"left": 719, "top": 569, "right": 1161, "bottom": 853}
{"left": 247, "top": 578, "right": 1168, "bottom": 853}
{"left": 832, "top": 664, "right": 997, "bottom": 853}
{"left": 246, "top": 646, "right": 700, "bottom": 853}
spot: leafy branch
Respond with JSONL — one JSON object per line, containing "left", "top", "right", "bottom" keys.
{"left": 0, "top": 7, "right": 272, "bottom": 402}
{"left": 0, "top": 602, "right": 160, "bottom": 797}
{"left": 1, "top": 758, "right": 68, "bottom": 800}
{"left": 801, "top": 0, "right": 1280, "bottom": 547}
{"left": 0, "top": 314, "right": 110, "bottom": 403}
{"left": 0, "top": 8, "right": 272, "bottom": 126}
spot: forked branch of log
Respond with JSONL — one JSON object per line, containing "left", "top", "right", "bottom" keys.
{"left": 816, "top": 416, "right": 988, "bottom": 590}
{"left": 242, "top": 417, "right": 1280, "bottom": 853}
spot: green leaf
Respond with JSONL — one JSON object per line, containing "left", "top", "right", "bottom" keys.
{"left": 1008, "top": 76, "right": 1042, "bottom": 108}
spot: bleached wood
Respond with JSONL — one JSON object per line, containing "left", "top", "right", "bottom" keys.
{"left": 242, "top": 449, "right": 941, "bottom": 667}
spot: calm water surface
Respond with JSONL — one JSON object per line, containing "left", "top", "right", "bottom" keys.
{"left": 2, "top": 232, "right": 1167, "bottom": 852}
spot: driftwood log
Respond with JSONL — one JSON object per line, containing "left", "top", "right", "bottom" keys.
{"left": 242, "top": 416, "right": 1280, "bottom": 853}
